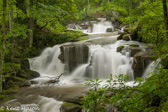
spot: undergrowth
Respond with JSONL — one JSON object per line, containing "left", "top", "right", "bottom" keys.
{"left": 81, "top": 67, "right": 168, "bottom": 112}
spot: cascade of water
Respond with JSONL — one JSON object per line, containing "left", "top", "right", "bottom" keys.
{"left": 142, "top": 59, "right": 161, "bottom": 78}
{"left": 67, "top": 18, "right": 114, "bottom": 34}
{"left": 142, "top": 61, "right": 155, "bottom": 78}
{"left": 92, "top": 21, "right": 114, "bottom": 33}
{"left": 70, "top": 41, "right": 134, "bottom": 80}
{"left": 120, "top": 26, "right": 126, "bottom": 32}
{"left": 129, "top": 36, "right": 132, "bottom": 41}
{"left": 28, "top": 45, "right": 65, "bottom": 76}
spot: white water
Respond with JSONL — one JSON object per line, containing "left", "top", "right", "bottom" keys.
{"left": 142, "top": 59, "right": 161, "bottom": 79}
{"left": 67, "top": 18, "right": 114, "bottom": 34}
{"left": 82, "top": 42, "right": 134, "bottom": 79}
{"left": 28, "top": 45, "right": 65, "bottom": 76}
{"left": 92, "top": 21, "right": 114, "bottom": 33}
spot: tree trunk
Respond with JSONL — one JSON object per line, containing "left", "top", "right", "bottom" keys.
{"left": 87, "top": 0, "right": 89, "bottom": 16}
{"left": 29, "top": 19, "right": 34, "bottom": 47}
{"left": 9, "top": 0, "right": 14, "bottom": 61}
{"left": 162, "top": 0, "right": 168, "bottom": 39}
{"left": 0, "top": 0, "right": 7, "bottom": 93}
{"left": 29, "top": 0, "right": 34, "bottom": 47}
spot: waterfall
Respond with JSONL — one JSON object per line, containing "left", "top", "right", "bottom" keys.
{"left": 29, "top": 40, "right": 134, "bottom": 81}
{"left": 28, "top": 45, "right": 65, "bottom": 76}
{"left": 66, "top": 18, "right": 114, "bottom": 34}
{"left": 92, "top": 21, "right": 114, "bottom": 33}
{"left": 70, "top": 41, "right": 134, "bottom": 80}
{"left": 142, "top": 59, "right": 161, "bottom": 78}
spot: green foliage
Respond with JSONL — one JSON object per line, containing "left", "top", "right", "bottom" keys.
{"left": 31, "top": 3, "right": 67, "bottom": 32}
{"left": 81, "top": 74, "right": 129, "bottom": 112}
{"left": 81, "top": 68, "right": 168, "bottom": 112}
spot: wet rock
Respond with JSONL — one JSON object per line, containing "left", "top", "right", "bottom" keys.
{"left": 106, "top": 28, "right": 113, "bottom": 32}
{"left": 59, "top": 45, "right": 89, "bottom": 63}
{"left": 20, "top": 59, "right": 40, "bottom": 79}
{"left": 122, "top": 34, "right": 130, "bottom": 41}
{"left": 129, "top": 45, "right": 141, "bottom": 57}
{"left": 30, "top": 80, "right": 39, "bottom": 84}
{"left": 59, "top": 45, "right": 89, "bottom": 72}
{"left": 63, "top": 96, "right": 83, "bottom": 105}
{"left": 130, "top": 47, "right": 141, "bottom": 57}
{"left": 117, "top": 33, "right": 124, "bottom": 40}
{"left": 60, "top": 102, "right": 82, "bottom": 112}
{"left": 130, "top": 44, "right": 140, "bottom": 47}
{"left": 132, "top": 51, "right": 155, "bottom": 78}
{"left": 117, "top": 46, "right": 124, "bottom": 52}
{"left": 20, "top": 80, "right": 31, "bottom": 87}
{"left": 80, "top": 24, "right": 89, "bottom": 29}
{"left": 29, "top": 70, "right": 40, "bottom": 78}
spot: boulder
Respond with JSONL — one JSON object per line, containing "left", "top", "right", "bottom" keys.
{"left": 20, "top": 58, "right": 40, "bottom": 79}
{"left": 130, "top": 47, "right": 141, "bottom": 57}
{"left": 130, "top": 44, "right": 140, "bottom": 47}
{"left": 117, "top": 33, "right": 124, "bottom": 40}
{"left": 63, "top": 96, "right": 83, "bottom": 105}
{"left": 117, "top": 46, "right": 124, "bottom": 52}
{"left": 106, "top": 28, "right": 113, "bottom": 32}
{"left": 60, "top": 102, "right": 82, "bottom": 112}
{"left": 122, "top": 34, "right": 131, "bottom": 41}
{"left": 59, "top": 45, "right": 89, "bottom": 72}
{"left": 28, "top": 70, "right": 40, "bottom": 78}
{"left": 129, "top": 45, "right": 141, "bottom": 57}
{"left": 80, "top": 24, "right": 89, "bottom": 29}
{"left": 30, "top": 80, "right": 39, "bottom": 84}
{"left": 132, "top": 51, "right": 155, "bottom": 78}
{"left": 20, "top": 81, "right": 31, "bottom": 87}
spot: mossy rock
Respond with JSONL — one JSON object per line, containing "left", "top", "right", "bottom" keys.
{"left": 60, "top": 102, "right": 81, "bottom": 112}
{"left": 130, "top": 44, "right": 140, "bottom": 47}
{"left": 117, "top": 34, "right": 123, "bottom": 40}
{"left": 122, "top": 34, "right": 130, "bottom": 41}
{"left": 0, "top": 95, "right": 8, "bottom": 101}
{"left": 117, "top": 46, "right": 124, "bottom": 52}
{"left": 123, "top": 28, "right": 132, "bottom": 33}
{"left": 4, "top": 90, "right": 17, "bottom": 95}
{"left": 106, "top": 28, "right": 113, "bottom": 32}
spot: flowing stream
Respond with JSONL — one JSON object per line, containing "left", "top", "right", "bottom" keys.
{"left": 0, "top": 18, "right": 154, "bottom": 112}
